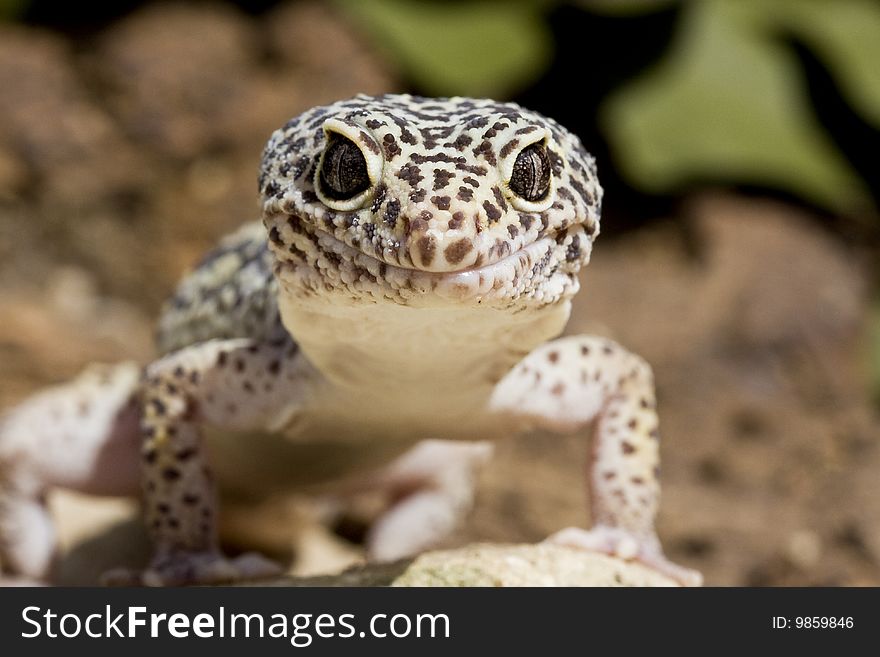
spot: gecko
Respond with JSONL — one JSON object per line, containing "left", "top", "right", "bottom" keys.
{"left": 0, "top": 94, "right": 702, "bottom": 586}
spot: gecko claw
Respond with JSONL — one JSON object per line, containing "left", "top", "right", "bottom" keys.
{"left": 102, "top": 551, "right": 283, "bottom": 587}
{"left": 546, "top": 525, "right": 703, "bottom": 587}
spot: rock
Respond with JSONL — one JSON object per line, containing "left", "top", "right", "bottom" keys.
{"left": 392, "top": 544, "right": 680, "bottom": 586}
{"left": 257, "top": 543, "right": 682, "bottom": 587}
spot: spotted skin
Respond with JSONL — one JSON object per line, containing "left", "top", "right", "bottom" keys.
{"left": 492, "top": 337, "right": 661, "bottom": 535}
{"left": 259, "top": 94, "right": 599, "bottom": 306}
{"left": 126, "top": 337, "right": 309, "bottom": 585}
{"left": 0, "top": 95, "right": 700, "bottom": 586}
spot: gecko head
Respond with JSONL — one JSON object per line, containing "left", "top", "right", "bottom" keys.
{"left": 259, "top": 94, "right": 602, "bottom": 309}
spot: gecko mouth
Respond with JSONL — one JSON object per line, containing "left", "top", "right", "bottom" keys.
{"left": 268, "top": 213, "right": 589, "bottom": 305}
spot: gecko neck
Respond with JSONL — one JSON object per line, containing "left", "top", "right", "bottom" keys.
{"left": 278, "top": 294, "right": 571, "bottom": 424}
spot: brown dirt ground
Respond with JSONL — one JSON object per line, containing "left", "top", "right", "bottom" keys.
{"left": 0, "top": 3, "right": 877, "bottom": 586}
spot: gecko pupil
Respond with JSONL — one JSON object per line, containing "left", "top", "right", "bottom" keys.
{"left": 319, "top": 134, "right": 370, "bottom": 200}
{"left": 509, "top": 142, "right": 551, "bottom": 202}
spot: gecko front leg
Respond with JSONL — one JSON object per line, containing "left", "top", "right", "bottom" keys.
{"left": 490, "top": 335, "right": 702, "bottom": 586}
{"left": 105, "top": 335, "right": 312, "bottom": 586}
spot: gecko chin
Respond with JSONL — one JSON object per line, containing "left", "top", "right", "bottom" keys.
{"left": 266, "top": 214, "right": 591, "bottom": 309}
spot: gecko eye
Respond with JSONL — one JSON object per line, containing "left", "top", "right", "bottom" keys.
{"left": 319, "top": 133, "right": 370, "bottom": 200}
{"left": 509, "top": 142, "right": 551, "bottom": 202}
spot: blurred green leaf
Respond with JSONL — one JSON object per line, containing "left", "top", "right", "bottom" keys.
{"left": 782, "top": 0, "right": 880, "bottom": 129}
{"left": 333, "top": 0, "right": 553, "bottom": 98}
{"left": 600, "top": 0, "right": 872, "bottom": 213}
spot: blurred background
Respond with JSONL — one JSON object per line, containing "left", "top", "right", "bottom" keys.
{"left": 0, "top": 0, "right": 877, "bottom": 585}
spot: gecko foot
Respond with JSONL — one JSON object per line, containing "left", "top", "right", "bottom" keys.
{"left": 102, "top": 551, "right": 283, "bottom": 587}
{"left": 545, "top": 526, "right": 703, "bottom": 587}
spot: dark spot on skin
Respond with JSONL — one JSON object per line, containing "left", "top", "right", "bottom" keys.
{"left": 268, "top": 360, "right": 281, "bottom": 375}
{"left": 358, "top": 131, "right": 380, "bottom": 155}
{"left": 370, "top": 184, "right": 387, "bottom": 213}
{"left": 433, "top": 169, "right": 455, "bottom": 190}
{"left": 217, "top": 351, "right": 228, "bottom": 367}
{"left": 463, "top": 176, "right": 479, "bottom": 187}
{"left": 243, "top": 381, "right": 255, "bottom": 393}
{"left": 492, "top": 186, "right": 508, "bottom": 213}
{"left": 640, "top": 398, "right": 651, "bottom": 409}
{"left": 631, "top": 476, "right": 645, "bottom": 485}
{"left": 168, "top": 518, "right": 180, "bottom": 529}
{"left": 182, "top": 494, "right": 200, "bottom": 505}
{"left": 173, "top": 366, "right": 185, "bottom": 378}
{"left": 621, "top": 442, "right": 636, "bottom": 455}
{"left": 417, "top": 235, "right": 436, "bottom": 266}
{"left": 571, "top": 179, "right": 595, "bottom": 207}
{"left": 457, "top": 186, "right": 473, "bottom": 202}
{"left": 431, "top": 195, "right": 451, "bottom": 210}
{"left": 627, "top": 418, "right": 638, "bottom": 430}
{"left": 157, "top": 503, "right": 170, "bottom": 514}
{"left": 500, "top": 138, "right": 520, "bottom": 159}
{"left": 162, "top": 467, "right": 181, "bottom": 482}
{"left": 144, "top": 450, "right": 158, "bottom": 464}
{"left": 382, "top": 133, "right": 401, "bottom": 159}
{"left": 551, "top": 382, "right": 565, "bottom": 396}
{"left": 603, "top": 471, "right": 616, "bottom": 480}
{"left": 399, "top": 128, "right": 417, "bottom": 145}
{"left": 384, "top": 198, "right": 401, "bottom": 226}
{"left": 548, "top": 351, "right": 559, "bottom": 364}
{"left": 448, "top": 212, "right": 465, "bottom": 230}
{"left": 506, "top": 224, "right": 519, "bottom": 239}
{"left": 176, "top": 448, "right": 197, "bottom": 461}
{"left": 397, "top": 163, "right": 423, "bottom": 187}
{"left": 444, "top": 238, "right": 473, "bottom": 265}
{"left": 150, "top": 398, "right": 166, "bottom": 416}
{"left": 453, "top": 134, "right": 473, "bottom": 150}
{"left": 482, "top": 200, "right": 502, "bottom": 223}
{"left": 649, "top": 428, "right": 660, "bottom": 440}
{"left": 235, "top": 359, "right": 245, "bottom": 373}
{"left": 603, "top": 344, "right": 614, "bottom": 355}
